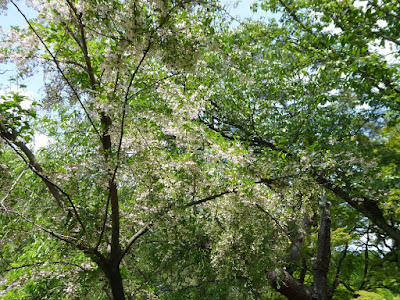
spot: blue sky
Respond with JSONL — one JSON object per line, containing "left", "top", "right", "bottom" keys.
{"left": 1, "top": 2, "right": 40, "bottom": 96}
{"left": 223, "top": 0, "right": 268, "bottom": 21}
{"left": 1, "top": 1, "right": 38, "bottom": 32}
{"left": 0, "top": 0, "right": 268, "bottom": 96}
{"left": 0, "top": 0, "right": 271, "bottom": 149}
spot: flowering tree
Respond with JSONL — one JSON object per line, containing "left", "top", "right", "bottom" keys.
{"left": 0, "top": 0, "right": 232, "bottom": 298}
{"left": 1, "top": 0, "right": 400, "bottom": 299}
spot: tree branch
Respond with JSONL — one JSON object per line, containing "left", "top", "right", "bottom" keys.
{"left": 203, "top": 120, "right": 400, "bottom": 245}
{"left": 268, "top": 269, "right": 313, "bottom": 300}
{"left": 8, "top": 208, "right": 77, "bottom": 246}
{"left": 10, "top": 0, "right": 101, "bottom": 140}
{"left": 0, "top": 127, "right": 86, "bottom": 232}
{"left": 120, "top": 222, "right": 153, "bottom": 262}
{"left": 120, "top": 188, "right": 240, "bottom": 260}
{"left": 1, "top": 260, "right": 90, "bottom": 273}
{"left": 185, "top": 189, "right": 237, "bottom": 207}
{"left": 312, "top": 192, "right": 332, "bottom": 300}
{"left": 0, "top": 122, "right": 64, "bottom": 207}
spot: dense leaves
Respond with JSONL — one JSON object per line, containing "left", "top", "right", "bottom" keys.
{"left": 0, "top": 0, "right": 399, "bottom": 299}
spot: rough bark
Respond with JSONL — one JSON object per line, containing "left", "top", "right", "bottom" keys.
{"left": 313, "top": 195, "right": 332, "bottom": 300}
{"left": 268, "top": 269, "right": 313, "bottom": 300}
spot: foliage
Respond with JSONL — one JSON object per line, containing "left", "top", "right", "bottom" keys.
{"left": 0, "top": 0, "right": 399, "bottom": 299}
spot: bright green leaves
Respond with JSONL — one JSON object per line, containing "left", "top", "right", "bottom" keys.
{"left": 0, "top": 91, "right": 36, "bottom": 143}
{"left": 2, "top": 0, "right": 400, "bottom": 299}
{"left": 259, "top": 0, "right": 400, "bottom": 114}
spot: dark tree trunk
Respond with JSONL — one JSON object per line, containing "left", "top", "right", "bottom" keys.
{"left": 91, "top": 251, "right": 126, "bottom": 300}
{"left": 99, "top": 259, "right": 125, "bottom": 300}
{"left": 268, "top": 269, "right": 313, "bottom": 300}
{"left": 268, "top": 192, "right": 333, "bottom": 300}
{"left": 108, "top": 264, "right": 125, "bottom": 300}
{"left": 312, "top": 194, "right": 332, "bottom": 300}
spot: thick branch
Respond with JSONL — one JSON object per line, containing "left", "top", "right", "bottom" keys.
{"left": 0, "top": 122, "right": 64, "bottom": 207}
{"left": 313, "top": 193, "right": 332, "bottom": 300}
{"left": 120, "top": 222, "right": 153, "bottom": 262}
{"left": 185, "top": 189, "right": 237, "bottom": 207}
{"left": 268, "top": 269, "right": 313, "bottom": 300}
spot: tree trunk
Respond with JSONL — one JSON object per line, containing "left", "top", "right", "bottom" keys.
{"left": 268, "top": 269, "right": 313, "bottom": 300}
{"left": 268, "top": 192, "right": 333, "bottom": 300}
{"left": 101, "top": 260, "right": 126, "bottom": 300}
{"left": 108, "top": 265, "right": 125, "bottom": 300}
{"left": 93, "top": 252, "right": 125, "bottom": 300}
{"left": 313, "top": 193, "right": 332, "bottom": 300}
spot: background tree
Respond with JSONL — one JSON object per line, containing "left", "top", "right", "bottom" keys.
{"left": 193, "top": 0, "right": 400, "bottom": 298}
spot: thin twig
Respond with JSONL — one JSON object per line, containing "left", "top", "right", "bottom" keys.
{"left": 0, "top": 135, "right": 86, "bottom": 232}
{"left": 1, "top": 167, "right": 28, "bottom": 214}
{"left": 10, "top": 0, "right": 101, "bottom": 140}
{"left": 1, "top": 260, "right": 90, "bottom": 273}
{"left": 9, "top": 208, "right": 77, "bottom": 245}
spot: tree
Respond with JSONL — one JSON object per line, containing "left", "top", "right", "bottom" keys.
{"left": 194, "top": 0, "right": 400, "bottom": 298}
{"left": 1, "top": 0, "right": 400, "bottom": 299}
{"left": 0, "top": 0, "right": 227, "bottom": 298}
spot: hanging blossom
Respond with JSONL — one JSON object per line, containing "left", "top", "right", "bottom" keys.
{"left": 0, "top": 0, "right": 8, "bottom": 13}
